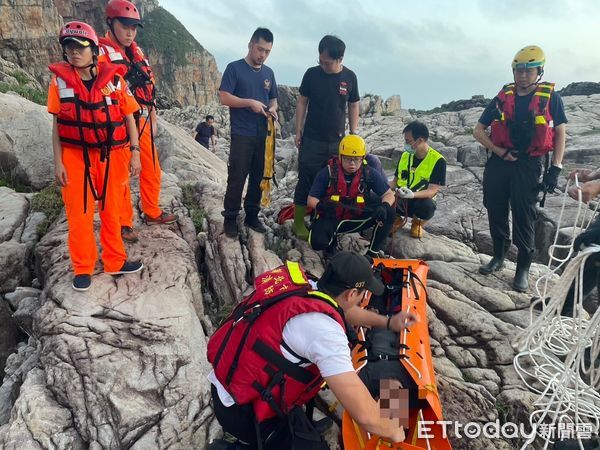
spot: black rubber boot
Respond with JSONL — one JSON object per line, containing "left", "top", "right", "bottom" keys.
{"left": 223, "top": 217, "right": 238, "bottom": 238}
{"left": 479, "top": 238, "right": 510, "bottom": 275}
{"left": 512, "top": 249, "right": 533, "bottom": 293}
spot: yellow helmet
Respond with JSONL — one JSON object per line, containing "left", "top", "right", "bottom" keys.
{"left": 512, "top": 45, "right": 545, "bottom": 70}
{"left": 339, "top": 134, "right": 366, "bottom": 157}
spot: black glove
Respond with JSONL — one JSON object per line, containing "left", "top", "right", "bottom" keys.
{"left": 316, "top": 200, "right": 336, "bottom": 218}
{"left": 573, "top": 218, "right": 600, "bottom": 251}
{"left": 372, "top": 203, "right": 393, "bottom": 222}
{"left": 543, "top": 165, "right": 562, "bottom": 192}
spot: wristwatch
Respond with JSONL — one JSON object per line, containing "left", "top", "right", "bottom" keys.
{"left": 130, "top": 145, "right": 140, "bottom": 152}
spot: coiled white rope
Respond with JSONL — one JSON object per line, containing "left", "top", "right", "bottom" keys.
{"left": 514, "top": 177, "right": 600, "bottom": 450}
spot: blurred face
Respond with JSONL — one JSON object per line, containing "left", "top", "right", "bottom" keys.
{"left": 206, "top": 118, "right": 214, "bottom": 126}
{"left": 341, "top": 155, "right": 363, "bottom": 174}
{"left": 113, "top": 19, "right": 138, "bottom": 47}
{"left": 64, "top": 42, "right": 94, "bottom": 68}
{"left": 339, "top": 288, "right": 367, "bottom": 311}
{"left": 513, "top": 67, "right": 539, "bottom": 89}
{"left": 318, "top": 51, "right": 343, "bottom": 74}
{"left": 247, "top": 38, "right": 272, "bottom": 66}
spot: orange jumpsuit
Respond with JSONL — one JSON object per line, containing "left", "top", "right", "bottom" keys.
{"left": 99, "top": 34, "right": 163, "bottom": 223}
{"left": 47, "top": 62, "right": 140, "bottom": 275}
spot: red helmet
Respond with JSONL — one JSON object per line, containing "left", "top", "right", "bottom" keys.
{"left": 59, "top": 21, "right": 99, "bottom": 47}
{"left": 105, "top": 0, "right": 143, "bottom": 27}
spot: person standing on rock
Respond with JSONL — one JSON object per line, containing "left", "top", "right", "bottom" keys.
{"left": 193, "top": 115, "right": 217, "bottom": 151}
{"left": 292, "top": 35, "right": 360, "bottom": 241}
{"left": 390, "top": 121, "right": 446, "bottom": 239}
{"left": 48, "top": 22, "right": 143, "bottom": 291}
{"left": 207, "top": 252, "right": 414, "bottom": 449}
{"left": 307, "top": 135, "right": 395, "bottom": 258}
{"left": 99, "top": 0, "right": 178, "bottom": 244}
{"left": 473, "top": 45, "right": 567, "bottom": 292}
{"left": 219, "top": 27, "right": 278, "bottom": 238}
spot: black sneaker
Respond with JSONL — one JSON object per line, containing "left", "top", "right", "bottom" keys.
{"left": 106, "top": 261, "right": 143, "bottom": 275}
{"left": 223, "top": 218, "right": 238, "bottom": 238}
{"left": 72, "top": 274, "right": 92, "bottom": 291}
{"left": 244, "top": 215, "right": 267, "bottom": 233}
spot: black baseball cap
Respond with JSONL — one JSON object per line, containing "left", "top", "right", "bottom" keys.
{"left": 325, "top": 252, "right": 384, "bottom": 295}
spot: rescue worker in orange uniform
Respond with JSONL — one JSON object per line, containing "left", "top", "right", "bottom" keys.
{"left": 48, "top": 21, "right": 143, "bottom": 291}
{"left": 99, "top": 0, "right": 177, "bottom": 243}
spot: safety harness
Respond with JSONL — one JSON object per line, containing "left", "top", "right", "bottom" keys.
{"left": 325, "top": 156, "right": 369, "bottom": 220}
{"left": 490, "top": 81, "right": 555, "bottom": 157}
{"left": 50, "top": 61, "right": 128, "bottom": 212}
{"left": 99, "top": 37, "right": 158, "bottom": 168}
{"left": 207, "top": 261, "right": 356, "bottom": 429}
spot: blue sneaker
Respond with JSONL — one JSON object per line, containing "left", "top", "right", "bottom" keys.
{"left": 72, "top": 274, "right": 91, "bottom": 291}
{"left": 106, "top": 261, "right": 143, "bottom": 275}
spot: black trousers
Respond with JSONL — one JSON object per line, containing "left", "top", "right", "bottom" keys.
{"left": 223, "top": 134, "right": 266, "bottom": 218}
{"left": 396, "top": 198, "right": 436, "bottom": 221}
{"left": 309, "top": 209, "right": 394, "bottom": 253}
{"left": 482, "top": 153, "right": 542, "bottom": 253}
{"left": 294, "top": 136, "right": 340, "bottom": 206}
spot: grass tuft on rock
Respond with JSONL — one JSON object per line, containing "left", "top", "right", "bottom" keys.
{"left": 180, "top": 183, "right": 205, "bottom": 233}
{"left": 30, "top": 185, "right": 63, "bottom": 236}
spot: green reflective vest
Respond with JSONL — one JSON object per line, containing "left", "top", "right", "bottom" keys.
{"left": 396, "top": 147, "right": 444, "bottom": 192}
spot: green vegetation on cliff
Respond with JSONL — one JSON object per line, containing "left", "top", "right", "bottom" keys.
{"left": 136, "top": 7, "right": 205, "bottom": 68}
{"left": 0, "top": 70, "right": 46, "bottom": 105}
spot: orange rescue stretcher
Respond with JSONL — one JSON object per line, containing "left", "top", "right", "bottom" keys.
{"left": 341, "top": 258, "right": 452, "bottom": 450}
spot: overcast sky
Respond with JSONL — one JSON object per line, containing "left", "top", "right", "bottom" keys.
{"left": 160, "top": 0, "right": 600, "bottom": 109}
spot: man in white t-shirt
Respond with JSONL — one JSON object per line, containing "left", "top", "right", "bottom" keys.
{"left": 208, "top": 252, "right": 417, "bottom": 449}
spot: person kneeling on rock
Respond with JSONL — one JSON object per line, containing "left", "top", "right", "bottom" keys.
{"left": 306, "top": 135, "right": 395, "bottom": 258}
{"left": 48, "top": 21, "right": 143, "bottom": 291}
{"left": 207, "top": 252, "right": 415, "bottom": 449}
{"left": 389, "top": 121, "right": 446, "bottom": 239}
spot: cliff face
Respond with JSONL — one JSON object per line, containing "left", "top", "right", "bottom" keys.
{"left": 135, "top": 6, "right": 220, "bottom": 107}
{"left": 0, "top": 0, "right": 220, "bottom": 106}
{"left": 0, "top": 0, "right": 63, "bottom": 84}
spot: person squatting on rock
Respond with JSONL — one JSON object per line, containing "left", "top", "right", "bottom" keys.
{"left": 219, "top": 27, "right": 279, "bottom": 238}
{"left": 307, "top": 135, "right": 395, "bottom": 258}
{"left": 99, "top": 0, "right": 178, "bottom": 244}
{"left": 48, "top": 21, "right": 143, "bottom": 292}
{"left": 473, "top": 45, "right": 567, "bottom": 292}
{"left": 207, "top": 252, "right": 416, "bottom": 449}
{"left": 390, "top": 121, "right": 447, "bottom": 239}
{"left": 194, "top": 114, "right": 217, "bottom": 151}
{"left": 560, "top": 167, "right": 600, "bottom": 317}
{"left": 292, "top": 35, "right": 360, "bottom": 241}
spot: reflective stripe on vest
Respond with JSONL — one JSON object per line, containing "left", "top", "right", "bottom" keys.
{"left": 396, "top": 147, "right": 444, "bottom": 191}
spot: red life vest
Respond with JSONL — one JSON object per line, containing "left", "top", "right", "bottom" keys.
{"left": 49, "top": 61, "right": 129, "bottom": 151}
{"left": 207, "top": 261, "right": 351, "bottom": 423}
{"left": 325, "top": 156, "right": 368, "bottom": 220}
{"left": 490, "top": 82, "right": 555, "bottom": 156}
{"left": 99, "top": 36, "right": 155, "bottom": 109}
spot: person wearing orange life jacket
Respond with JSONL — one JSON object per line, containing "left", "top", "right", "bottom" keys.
{"left": 99, "top": 0, "right": 178, "bottom": 243}
{"left": 390, "top": 121, "right": 446, "bottom": 239}
{"left": 473, "top": 45, "right": 567, "bottom": 293}
{"left": 207, "top": 252, "right": 416, "bottom": 449}
{"left": 307, "top": 135, "right": 395, "bottom": 258}
{"left": 48, "top": 21, "right": 143, "bottom": 292}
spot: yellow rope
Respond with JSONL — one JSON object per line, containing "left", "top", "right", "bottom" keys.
{"left": 260, "top": 116, "right": 276, "bottom": 207}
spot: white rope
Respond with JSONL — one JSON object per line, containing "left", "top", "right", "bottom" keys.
{"left": 514, "top": 179, "right": 600, "bottom": 450}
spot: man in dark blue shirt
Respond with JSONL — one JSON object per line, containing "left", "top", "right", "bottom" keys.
{"left": 194, "top": 115, "right": 217, "bottom": 151}
{"left": 307, "top": 135, "right": 395, "bottom": 258}
{"left": 473, "top": 45, "right": 567, "bottom": 292}
{"left": 219, "top": 27, "right": 278, "bottom": 238}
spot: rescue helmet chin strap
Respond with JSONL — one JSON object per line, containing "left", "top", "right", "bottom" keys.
{"left": 106, "top": 18, "right": 126, "bottom": 48}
